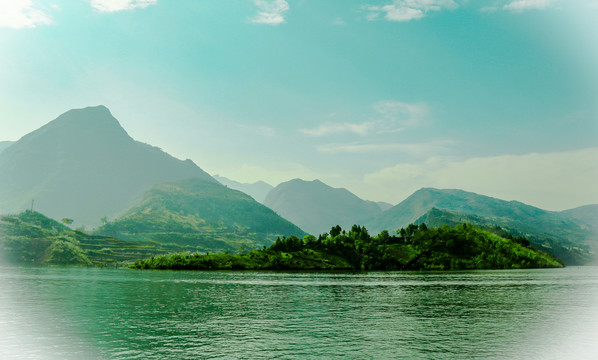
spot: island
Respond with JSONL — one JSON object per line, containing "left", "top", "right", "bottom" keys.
{"left": 130, "top": 223, "right": 563, "bottom": 271}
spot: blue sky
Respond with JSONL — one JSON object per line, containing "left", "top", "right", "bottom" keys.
{"left": 1, "top": 0, "right": 597, "bottom": 210}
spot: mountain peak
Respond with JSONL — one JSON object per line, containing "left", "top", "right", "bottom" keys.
{"left": 11, "top": 105, "right": 132, "bottom": 149}
{"left": 0, "top": 106, "right": 215, "bottom": 226}
{"left": 50, "top": 105, "right": 124, "bottom": 131}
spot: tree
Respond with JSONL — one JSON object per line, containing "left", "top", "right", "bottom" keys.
{"left": 61, "top": 218, "right": 74, "bottom": 226}
{"left": 330, "top": 225, "right": 342, "bottom": 237}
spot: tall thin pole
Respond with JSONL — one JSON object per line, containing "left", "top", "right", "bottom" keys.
{"left": 30, "top": 199, "right": 34, "bottom": 212}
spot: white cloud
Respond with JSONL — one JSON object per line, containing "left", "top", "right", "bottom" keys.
{"left": 332, "top": 17, "right": 346, "bottom": 26}
{"left": 361, "top": 147, "right": 598, "bottom": 211}
{"left": 0, "top": 0, "right": 53, "bottom": 29}
{"left": 374, "top": 101, "right": 429, "bottom": 129}
{"left": 367, "top": 0, "right": 459, "bottom": 22}
{"left": 317, "top": 140, "right": 453, "bottom": 155}
{"left": 300, "top": 101, "right": 429, "bottom": 138}
{"left": 503, "top": 0, "right": 552, "bottom": 11}
{"left": 256, "top": 126, "right": 277, "bottom": 137}
{"left": 480, "top": 5, "right": 499, "bottom": 12}
{"left": 300, "top": 122, "right": 375, "bottom": 137}
{"left": 89, "top": 0, "right": 157, "bottom": 13}
{"left": 250, "top": 0, "right": 290, "bottom": 25}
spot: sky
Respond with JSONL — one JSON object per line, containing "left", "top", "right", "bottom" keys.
{"left": 0, "top": 0, "right": 597, "bottom": 211}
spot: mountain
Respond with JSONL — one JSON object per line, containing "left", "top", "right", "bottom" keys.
{"left": 0, "top": 106, "right": 216, "bottom": 226}
{"left": 0, "top": 141, "right": 13, "bottom": 154}
{"left": 366, "top": 188, "right": 594, "bottom": 243}
{"left": 263, "top": 178, "right": 382, "bottom": 235}
{"left": 413, "top": 208, "right": 593, "bottom": 265}
{"left": 375, "top": 201, "right": 394, "bottom": 211}
{"left": 560, "top": 204, "right": 598, "bottom": 231}
{"left": 213, "top": 175, "right": 273, "bottom": 203}
{"left": 96, "top": 177, "right": 305, "bottom": 253}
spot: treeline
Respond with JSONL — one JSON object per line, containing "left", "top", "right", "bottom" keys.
{"left": 130, "top": 223, "right": 564, "bottom": 271}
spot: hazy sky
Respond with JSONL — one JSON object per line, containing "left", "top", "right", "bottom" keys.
{"left": 1, "top": 0, "right": 597, "bottom": 210}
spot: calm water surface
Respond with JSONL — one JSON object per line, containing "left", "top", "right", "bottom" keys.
{"left": 1, "top": 266, "right": 597, "bottom": 359}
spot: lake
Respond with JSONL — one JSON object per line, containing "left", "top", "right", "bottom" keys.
{"left": 1, "top": 266, "right": 597, "bottom": 359}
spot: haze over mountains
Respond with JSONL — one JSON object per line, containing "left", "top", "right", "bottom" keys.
{"left": 213, "top": 175, "right": 273, "bottom": 203}
{"left": 263, "top": 179, "right": 388, "bottom": 235}
{"left": 0, "top": 141, "right": 13, "bottom": 154}
{"left": 262, "top": 181, "right": 596, "bottom": 265}
{"left": 0, "top": 106, "right": 216, "bottom": 226}
{"left": 1, "top": 105, "right": 595, "bottom": 264}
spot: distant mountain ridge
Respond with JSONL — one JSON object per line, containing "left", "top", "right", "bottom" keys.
{"left": 263, "top": 178, "right": 383, "bottom": 235}
{"left": 0, "top": 106, "right": 215, "bottom": 226}
{"left": 560, "top": 204, "right": 598, "bottom": 231}
{"left": 0, "top": 141, "right": 13, "bottom": 154}
{"left": 97, "top": 177, "right": 305, "bottom": 253}
{"left": 362, "top": 188, "right": 596, "bottom": 265}
{"left": 213, "top": 175, "right": 273, "bottom": 203}
{"left": 366, "top": 188, "right": 594, "bottom": 241}
{"left": 413, "top": 208, "right": 593, "bottom": 265}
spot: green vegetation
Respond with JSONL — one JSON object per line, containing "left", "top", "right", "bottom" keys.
{"left": 130, "top": 223, "right": 563, "bottom": 271}
{"left": 365, "top": 188, "right": 596, "bottom": 265}
{"left": 416, "top": 208, "right": 593, "bottom": 265}
{"left": 0, "top": 211, "right": 177, "bottom": 266}
{"left": 97, "top": 177, "right": 305, "bottom": 253}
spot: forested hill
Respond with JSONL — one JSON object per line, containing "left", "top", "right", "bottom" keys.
{"left": 414, "top": 208, "right": 594, "bottom": 265}
{"left": 0, "top": 211, "right": 175, "bottom": 266}
{"left": 130, "top": 223, "right": 563, "bottom": 271}
{"left": 96, "top": 177, "right": 305, "bottom": 253}
{"left": 365, "top": 188, "right": 595, "bottom": 262}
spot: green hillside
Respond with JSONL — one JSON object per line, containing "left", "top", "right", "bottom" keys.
{"left": 365, "top": 188, "right": 595, "bottom": 264}
{"left": 96, "top": 177, "right": 305, "bottom": 253}
{"left": 131, "top": 223, "right": 563, "bottom": 271}
{"left": 0, "top": 211, "right": 175, "bottom": 266}
{"left": 414, "top": 208, "right": 593, "bottom": 265}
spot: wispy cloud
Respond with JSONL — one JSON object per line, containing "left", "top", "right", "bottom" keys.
{"left": 332, "top": 17, "right": 346, "bottom": 26}
{"left": 366, "top": 0, "right": 459, "bottom": 22}
{"left": 250, "top": 0, "right": 290, "bottom": 25}
{"left": 374, "top": 101, "right": 429, "bottom": 129}
{"left": 89, "top": 0, "right": 157, "bottom": 13}
{"left": 0, "top": 0, "right": 53, "bottom": 29}
{"left": 503, "top": 0, "right": 552, "bottom": 11}
{"left": 318, "top": 140, "right": 454, "bottom": 155}
{"left": 300, "top": 101, "right": 429, "bottom": 138}
{"left": 300, "top": 122, "right": 375, "bottom": 137}
{"left": 362, "top": 147, "right": 598, "bottom": 210}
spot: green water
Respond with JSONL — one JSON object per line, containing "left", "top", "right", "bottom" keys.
{"left": 1, "top": 266, "right": 597, "bottom": 359}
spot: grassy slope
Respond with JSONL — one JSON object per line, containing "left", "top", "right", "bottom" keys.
{"left": 415, "top": 208, "right": 593, "bottom": 265}
{"left": 97, "top": 178, "right": 305, "bottom": 253}
{"left": 0, "top": 211, "right": 175, "bottom": 266}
